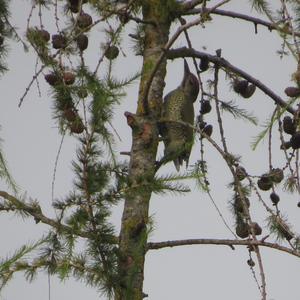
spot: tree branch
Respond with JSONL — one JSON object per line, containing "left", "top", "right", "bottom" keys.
{"left": 167, "top": 47, "right": 296, "bottom": 114}
{"left": 187, "top": 8, "right": 274, "bottom": 30}
{"left": 184, "top": 7, "right": 300, "bottom": 38}
{"left": 147, "top": 238, "right": 300, "bottom": 258}
{"left": 0, "top": 191, "right": 119, "bottom": 242}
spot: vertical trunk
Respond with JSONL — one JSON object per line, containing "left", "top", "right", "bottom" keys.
{"left": 116, "top": 1, "right": 171, "bottom": 299}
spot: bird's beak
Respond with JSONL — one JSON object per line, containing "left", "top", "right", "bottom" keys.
{"left": 184, "top": 59, "right": 190, "bottom": 76}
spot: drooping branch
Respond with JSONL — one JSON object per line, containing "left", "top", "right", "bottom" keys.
{"left": 0, "top": 191, "right": 118, "bottom": 242}
{"left": 167, "top": 47, "right": 296, "bottom": 114}
{"left": 147, "top": 238, "right": 300, "bottom": 258}
{"left": 0, "top": 252, "right": 108, "bottom": 290}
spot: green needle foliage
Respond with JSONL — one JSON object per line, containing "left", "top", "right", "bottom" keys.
{"left": 251, "top": 98, "right": 296, "bottom": 150}
{"left": 250, "top": 0, "right": 272, "bottom": 14}
{"left": 220, "top": 99, "right": 258, "bottom": 125}
{"left": 0, "top": 0, "right": 11, "bottom": 75}
{"left": 0, "top": 237, "right": 49, "bottom": 290}
{"left": 267, "top": 214, "right": 294, "bottom": 242}
{"left": 0, "top": 151, "right": 17, "bottom": 194}
{"left": 0, "top": 131, "right": 17, "bottom": 194}
{"left": 251, "top": 115, "right": 275, "bottom": 151}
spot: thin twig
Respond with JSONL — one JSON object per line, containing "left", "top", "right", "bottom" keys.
{"left": 4, "top": 16, "right": 28, "bottom": 50}
{"left": 207, "top": 191, "right": 237, "bottom": 238}
{"left": 213, "top": 61, "right": 268, "bottom": 299}
{"left": 277, "top": 109, "right": 294, "bottom": 175}
{"left": 26, "top": 3, "right": 35, "bottom": 30}
{"left": 213, "top": 49, "right": 228, "bottom": 153}
{"left": 48, "top": 272, "right": 51, "bottom": 300}
{"left": 268, "top": 109, "right": 277, "bottom": 171}
{"left": 18, "top": 66, "right": 46, "bottom": 107}
{"left": 51, "top": 132, "right": 66, "bottom": 203}
{"left": 249, "top": 176, "right": 296, "bottom": 243}
{"left": 261, "top": 3, "right": 298, "bottom": 60}
{"left": 54, "top": 0, "right": 60, "bottom": 33}
{"left": 38, "top": 2, "right": 43, "bottom": 29}
{"left": 34, "top": 58, "right": 42, "bottom": 98}
{"left": 248, "top": 252, "right": 262, "bottom": 293}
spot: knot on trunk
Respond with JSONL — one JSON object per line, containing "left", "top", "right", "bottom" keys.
{"left": 124, "top": 111, "right": 155, "bottom": 146}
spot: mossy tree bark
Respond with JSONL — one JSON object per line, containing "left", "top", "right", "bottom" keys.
{"left": 116, "top": 1, "right": 172, "bottom": 299}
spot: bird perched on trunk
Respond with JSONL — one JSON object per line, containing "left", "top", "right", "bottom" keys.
{"left": 159, "top": 60, "right": 199, "bottom": 171}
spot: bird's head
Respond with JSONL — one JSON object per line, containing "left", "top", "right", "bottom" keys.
{"left": 181, "top": 59, "right": 199, "bottom": 103}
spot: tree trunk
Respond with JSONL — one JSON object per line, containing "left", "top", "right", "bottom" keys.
{"left": 116, "top": 1, "right": 171, "bottom": 299}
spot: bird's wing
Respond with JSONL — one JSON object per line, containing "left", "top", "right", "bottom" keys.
{"left": 163, "top": 88, "right": 184, "bottom": 120}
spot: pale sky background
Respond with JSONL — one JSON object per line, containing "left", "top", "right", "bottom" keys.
{"left": 1, "top": 1, "right": 300, "bottom": 299}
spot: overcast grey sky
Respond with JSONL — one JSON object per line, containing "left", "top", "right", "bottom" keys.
{"left": 1, "top": 1, "right": 300, "bottom": 299}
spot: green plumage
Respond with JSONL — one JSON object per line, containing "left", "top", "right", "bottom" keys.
{"left": 160, "top": 60, "right": 199, "bottom": 171}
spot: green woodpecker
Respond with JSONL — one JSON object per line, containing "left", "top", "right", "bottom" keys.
{"left": 160, "top": 60, "right": 199, "bottom": 171}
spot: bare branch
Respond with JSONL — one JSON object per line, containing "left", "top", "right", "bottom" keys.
{"left": 187, "top": 8, "right": 274, "bottom": 28}
{"left": 167, "top": 47, "right": 295, "bottom": 114}
{"left": 184, "top": 7, "right": 300, "bottom": 38}
{"left": 147, "top": 238, "right": 300, "bottom": 258}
